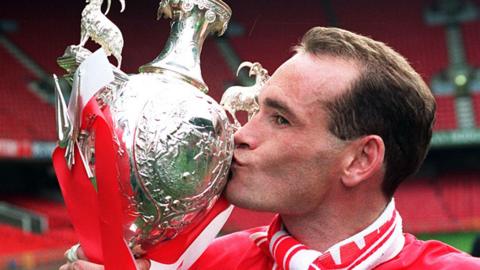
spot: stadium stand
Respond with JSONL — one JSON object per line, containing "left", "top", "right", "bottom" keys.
{"left": 1, "top": 1, "right": 80, "bottom": 75}
{"left": 0, "top": 46, "right": 56, "bottom": 141}
{"left": 226, "top": 0, "right": 327, "bottom": 71}
{"left": 435, "top": 95, "right": 459, "bottom": 130}
{"left": 437, "top": 172, "right": 480, "bottom": 228}
{"left": 0, "top": 224, "right": 76, "bottom": 269}
{"left": 463, "top": 10, "right": 480, "bottom": 68}
{"left": 0, "top": 197, "right": 76, "bottom": 269}
{"left": 332, "top": 0, "right": 449, "bottom": 83}
{"left": 465, "top": 7, "right": 480, "bottom": 127}
{"left": 2, "top": 0, "right": 234, "bottom": 96}
{"left": 473, "top": 93, "right": 480, "bottom": 127}
{"left": 5, "top": 197, "right": 72, "bottom": 230}
{"left": 1, "top": 0, "right": 480, "bottom": 268}
{"left": 385, "top": 177, "right": 455, "bottom": 233}
{"left": 395, "top": 174, "right": 480, "bottom": 233}
{"left": 331, "top": 0, "right": 459, "bottom": 131}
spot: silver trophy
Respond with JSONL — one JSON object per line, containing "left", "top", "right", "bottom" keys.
{"left": 53, "top": 0, "right": 259, "bottom": 256}
{"left": 54, "top": 0, "right": 270, "bottom": 256}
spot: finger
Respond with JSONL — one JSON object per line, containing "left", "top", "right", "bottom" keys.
{"left": 70, "top": 260, "right": 105, "bottom": 270}
{"left": 59, "top": 263, "right": 71, "bottom": 270}
{"left": 135, "top": 258, "right": 151, "bottom": 270}
{"left": 77, "top": 246, "right": 87, "bottom": 260}
{"left": 65, "top": 244, "right": 81, "bottom": 262}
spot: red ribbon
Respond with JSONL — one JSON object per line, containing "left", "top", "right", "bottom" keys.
{"left": 53, "top": 96, "right": 136, "bottom": 270}
{"left": 53, "top": 146, "right": 103, "bottom": 263}
{"left": 146, "top": 197, "right": 230, "bottom": 264}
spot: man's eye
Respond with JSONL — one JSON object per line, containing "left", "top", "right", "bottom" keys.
{"left": 273, "top": 115, "right": 290, "bottom": 126}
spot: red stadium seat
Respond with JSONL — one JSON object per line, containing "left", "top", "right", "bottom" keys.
{"left": 434, "top": 95, "right": 458, "bottom": 131}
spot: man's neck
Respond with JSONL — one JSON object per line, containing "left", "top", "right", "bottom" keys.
{"left": 280, "top": 193, "right": 388, "bottom": 252}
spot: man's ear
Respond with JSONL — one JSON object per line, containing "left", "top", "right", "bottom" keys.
{"left": 340, "top": 135, "right": 385, "bottom": 188}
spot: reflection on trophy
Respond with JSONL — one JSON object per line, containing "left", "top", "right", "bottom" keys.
{"left": 53, "top": 0, "right": 249, "bottom": 258}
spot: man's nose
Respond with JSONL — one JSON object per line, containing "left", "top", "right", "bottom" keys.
{"left": 233, "top": 116, "right": 257, "bottom": 150}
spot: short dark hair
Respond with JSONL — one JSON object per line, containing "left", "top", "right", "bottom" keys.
{"left": 295, "top": 27, "right": 436, "bottom": 198}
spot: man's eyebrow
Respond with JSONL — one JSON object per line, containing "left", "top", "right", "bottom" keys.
{"left": 263, "top": 97, "right": 298, "bottom": 121}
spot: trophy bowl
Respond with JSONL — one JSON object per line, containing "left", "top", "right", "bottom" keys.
{"left": 110, "top": 72, "right": 234, "bottom": 253}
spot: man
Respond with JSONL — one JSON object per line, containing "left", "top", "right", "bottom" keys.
{"left": 60, "top": 27, "right": 480, "bottom": 269}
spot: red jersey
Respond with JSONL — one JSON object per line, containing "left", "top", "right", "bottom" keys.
{"left": 192, "top": 201, "right": 480, "bottom": 270}
{"left": 192, "top": 230, "right": 480, "bottom": 269}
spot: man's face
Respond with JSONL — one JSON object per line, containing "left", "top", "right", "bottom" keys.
{"left": 225, "top": 53, "right": 360, "bottom": 215}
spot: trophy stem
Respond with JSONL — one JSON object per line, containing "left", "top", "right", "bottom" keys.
{"left": 139, "top": 0, "right": 232, "bottom": 93}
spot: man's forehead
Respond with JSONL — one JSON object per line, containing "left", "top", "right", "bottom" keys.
{"left": 264, "top": 54, "right": 358, "bottom": 101}
{"left": 260, "top": 83, "right": 323, "bottom": 109}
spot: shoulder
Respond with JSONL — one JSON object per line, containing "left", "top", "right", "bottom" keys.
{"left": 190, "top": 226, "right": 272, "bottom": 270}
{"left": 377, "top": 233, "right": 480, "bottom": 269}
{"left": 204, "top": 227, "right": 264, "bottom": 254}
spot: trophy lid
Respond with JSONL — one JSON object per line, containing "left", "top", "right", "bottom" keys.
{"left": 158, "top": 0, "right": 231, "bottom": 36}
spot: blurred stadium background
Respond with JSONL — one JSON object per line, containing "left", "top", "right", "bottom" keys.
{"left": 1, "top": 0, "right": 480, "bottom": 268}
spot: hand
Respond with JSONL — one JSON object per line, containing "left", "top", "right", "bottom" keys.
{"left": 59, "top": 245, "right": 151, "bottom": 270}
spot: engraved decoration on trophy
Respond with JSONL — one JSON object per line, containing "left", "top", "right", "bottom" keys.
{"left": 221, "top": 61, "right": 270, "bottom": 127}
{"left": 53, "top": 0, "right": 242, "bottom": 256}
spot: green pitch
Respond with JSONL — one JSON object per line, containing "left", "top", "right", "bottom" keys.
{"left": 417, "top": 231, "right": 479, "bottom": 253}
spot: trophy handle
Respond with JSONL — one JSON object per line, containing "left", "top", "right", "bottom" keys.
{"left": 220, "top": 61, "right": 270, "bottom": 127}
{"left": 53, "top": 74, "right": 73, "bottom": 149}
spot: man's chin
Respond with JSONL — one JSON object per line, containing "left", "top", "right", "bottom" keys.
{"left": 223, "top": 184, "right": 266, "bottom": 211}
{"left": 223, "top": 180, "right": 244, "bottom": 207}
{"left": 222, "top": 173, "right": 265, "bottom": 211}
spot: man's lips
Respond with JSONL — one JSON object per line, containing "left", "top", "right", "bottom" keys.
{"left": 228, "top": 156, "right": 244, "bottom": 181}
{"left": 232, "top": 156, "right": 246, "bottom": 167}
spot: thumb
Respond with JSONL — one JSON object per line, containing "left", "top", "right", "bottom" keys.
{"left": 135, "top": 258, "right": 151, "bottom": 270}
